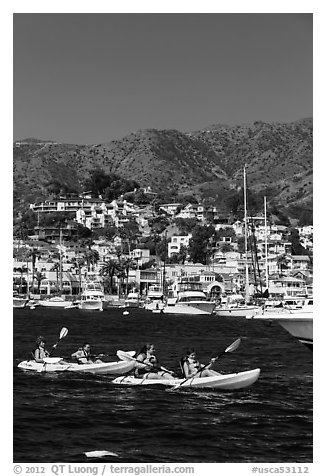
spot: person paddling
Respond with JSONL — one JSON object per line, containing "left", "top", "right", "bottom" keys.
{"left": 71, "top": 343, "right": 103, "bottom": 364}
{"left": 33, "top": 336, "right": 50, "bottom": 363}
{"left": 182, "top": 349, "right": 221, "bottom": 378}
{"left": 135, "top": 343, "right": 174, "bottom": 380}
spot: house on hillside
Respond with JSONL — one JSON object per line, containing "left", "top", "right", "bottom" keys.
{"left": 168, "top": 235, "right": 192, "bottom": 257}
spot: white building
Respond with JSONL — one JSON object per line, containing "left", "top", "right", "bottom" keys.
{"left": 168, "top": 235, "right": 192, "bottom": 257}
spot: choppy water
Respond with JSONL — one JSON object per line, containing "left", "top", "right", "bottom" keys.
{"left": 13, "top": 307, "right": 313, "bottom": 463}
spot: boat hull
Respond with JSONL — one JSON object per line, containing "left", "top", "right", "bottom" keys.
{"left": 18, "top": 360, "right": 71, "bottom": 372}
{"left": 112, "top": 368, "right": 261, "bottom": 390}
{"left": 39, "top": 299, "right": 68, "bottom": 308}
{"left": 215, "top": 306, "right": 261, "bottom": 317}
{"left": 66, "top": 359, "right": 135, "bottom": 374}
{"left": 248, "top": 312, "right": 313, "bottom": 349}
{"left": 162, "top": 303, "right": 214, "bottom": 315}
{"left": 78, "top": 300, "right": 103, "bottom": 311}
{"left": 18, "top": 359, "right": 135, "bottom": 375}
{"left": 13, "top": 298, "right": 29, "bottom": 308}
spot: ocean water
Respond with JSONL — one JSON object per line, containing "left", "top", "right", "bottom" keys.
{"left": 13, "top": 307, "right": 313, "bottom": 463}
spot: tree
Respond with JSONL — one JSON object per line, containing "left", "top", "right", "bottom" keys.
{"left": 71, "top": 257, "right": 85, "bottom": 294}
{"left": 13, "top": 266, "right": 28, "bottom": 294}
{"left": 188, "top": 225, "right": 216, "bottom": 264}
{"left": 276, "top": 254, "right": 289, "bottom": 276}
{"left": 175, "top": 218, "right": 198, "bottom": 234}
{"left": 289, "top": 228, "right": 307, "bottom": 255}
{"left": 99, "top": 259, "right": 121, "bottom": 294}
{"left": 35, "top": 271, "right": 46, "bottom": 294}
{"left": 168, "top": 244, "right": 188, "bottom": 264}
{"left": 50, "top": 262, "right": 60, "bottom": 293}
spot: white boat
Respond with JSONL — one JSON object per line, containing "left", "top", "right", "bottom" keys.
{"left": 215, "top": 302, "right": 261, "bottom": 318}
{"left": 144, "top": 285, "right": 165, "bottom": 311}
{"left": 66, "top": 359, "right": 135, "bottom": 374}
{"left": 39, "top": 296, "right": 68, "bottom": 308}
{"left": 13, "top": 294, "right": 29, "bottom": 308}
{"left": 124, "top": 292, "right": 142, "bottom": 308}
{"left": 161, "top": 282, "right": 215, "bottom": 316}
{"left": 247, "top": 309, "right": 313, "bottom": 350}
{"left": 78, "top": 282, "right": 105, "bottom": 311}
{"left": 265, "top": 297, "right": 313, "bottom": 313}
{"left": 112, "top": 368, "right": 261, "bottom": 390}
{"left": 18, "top": 358, "right": 71, "bottom": 372}
{"left": 18, "top": 358, "right": 135, "bottom": 375}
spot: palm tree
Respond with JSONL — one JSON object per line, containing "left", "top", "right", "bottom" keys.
{"left": 50, "top": 262, "right": 60, "bottom": 294}
{"left": 71, "top": 257, "right": 85, "bottom": 294}
{"left": 34, "top": 271, "right": 46, "bottom": 294}
{"left": 14, "top": 266, "right": 27, "bottom": 294}
{"left": 119, "top": 257, "right": 137, "bottom": 295}
{"left": 84, "top": 249, "right": 100, "bottom": 272}
{"left": 99, "top": 259, "right": 120, "bottom": 294}
{"left": 28, "top": 248, "right": 40, "bottom": 295}
{"left": 277, "top": 254, "right": 289, "bottom": 276}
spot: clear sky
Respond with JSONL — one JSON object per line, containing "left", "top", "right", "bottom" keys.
{"left": 13, "top": 13, "right": 312, "bottom": 145}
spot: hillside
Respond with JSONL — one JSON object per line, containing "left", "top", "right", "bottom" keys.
{"left": 13, "top": 118, "right": 313, "bottom": 222}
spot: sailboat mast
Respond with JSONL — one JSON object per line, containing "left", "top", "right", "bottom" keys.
{"left": 243, "top": 166, "right": 250, "bottom": 302}
{"left": 162, "top": 231, "right": 167, "bottom": 296}
{"left": 264, "top": 196, "right": 269, "bottom": 290}
{"left": 59, "top": 228, "right": 63, "bottom": 295}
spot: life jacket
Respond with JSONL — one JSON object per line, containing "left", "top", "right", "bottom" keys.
{"left": 182, "top": 357, "right": 201, "bottom": 377}
{"left": 32, "top": 347, "right": 48, "bottom": 360}
{"left": 134, "top": 352, "right": 158, "bottom": 376}
{"left": 75, "top": 349, "right": 92, "bottom": 363}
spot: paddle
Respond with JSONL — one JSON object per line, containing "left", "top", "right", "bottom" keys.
{"left": 37, "top": 327, "right": 68, "bottom": 372}
{"left": 116, "top": 350, "right": 174, "bottom": 376}
{"left": 168, "top": 337, "right": 241, "bottom": 391}
{"left": 49, "top": 327, "right": 69, "bottom": 356}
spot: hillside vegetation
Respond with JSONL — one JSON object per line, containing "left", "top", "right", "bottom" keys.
{"left": 13, "top": 118, "right": 313, "bottom": 222}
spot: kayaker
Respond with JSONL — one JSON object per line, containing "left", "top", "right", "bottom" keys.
{"left": 135, "top": 343, "right": 174, "bottom": 380}
{"left": 182, "top": 349, "right": 221, "bottom": 378}
{"left": 33, "top": 336, "right": 50, "bottom": 363}
{"left": 71, "top": 343, "right": 103, "bottom": 364}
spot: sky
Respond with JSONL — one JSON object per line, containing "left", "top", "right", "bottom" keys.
{"left": 13, "top": 13, "right": 312, "bottom": 145}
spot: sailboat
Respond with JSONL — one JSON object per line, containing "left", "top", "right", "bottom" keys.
{"left": 215, "top": 166, "right": 261, "bottom": 318}
{"left": 39, "top": 229, "right": 68, "bottom": 307}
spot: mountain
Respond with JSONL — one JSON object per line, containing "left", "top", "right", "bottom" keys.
{"left": 13, "top": 118, "right": 313, "bottom": 222}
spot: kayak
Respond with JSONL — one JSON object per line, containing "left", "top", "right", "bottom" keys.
{"left": 18, "top": 358, "right": 71, "bottom": 372}
{"left": 18, "top": 358, "right": 135, "bottom": 375}
{"left": 67, "top": 359, "right": 135, "bottom": 375}
{"left": 112, "top": 368, "right": 261, "bottom": 390}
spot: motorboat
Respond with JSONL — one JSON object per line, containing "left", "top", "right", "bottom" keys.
{"left": 13, "top": 293, "right": 29, "bottom": 308}
{"left": 247, "top": 308, "right": 313, "bottom": 350}
{"left": 78, "top": 281, "right": 105, "bottom": 311}
{"left": 38, "top": 296, "right": 69, "bottom": 308}
{"left": 124, "top": 292, "right": 142, "bottom": 308}
{"left": 160, "top": 281, "right": 216, "bottom": 315}
{"left": 144, "top": 285, "right": 165, "bottom": 311}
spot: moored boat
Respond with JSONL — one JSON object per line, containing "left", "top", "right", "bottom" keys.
{"left": 78, "top": 281, "right": 106, "bottom": 311}
{"left": 144, "top": 285, "right": 165, "bottom": 311}
{"left": 215, "top": 303, "right": 261, "bottom": 318}
{"left": 247, "top": 310, "right": 313, "bottom": 350}
{"left": 13, "top": 294, "right": 29, "bottom": 308}
{"left": 124, "top": 292, "right": 142, "bottom": 308}
{"left": 161, "top": 281, "right": 215, "bottom": 316}
{"left": 112, "top": 368, "right": 261, "bottom": 390}
{"left": 39, "top": 296, "right": 68, "bottom": 308}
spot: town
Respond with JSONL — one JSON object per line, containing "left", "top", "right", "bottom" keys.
{"left": 13, "top": 186, "right": 313, "bottom": 311}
